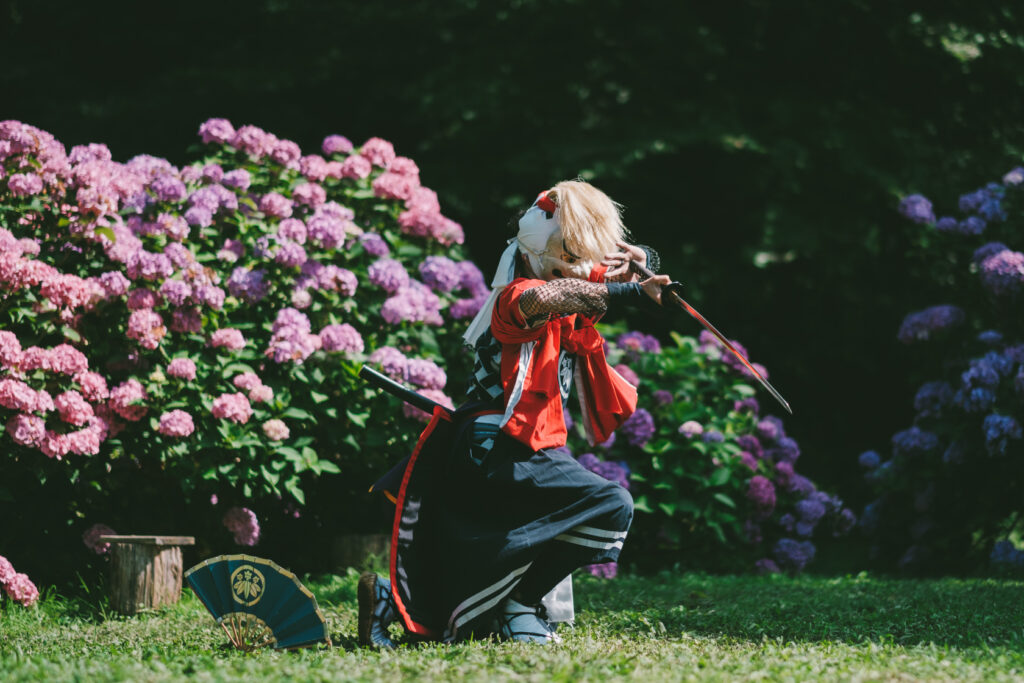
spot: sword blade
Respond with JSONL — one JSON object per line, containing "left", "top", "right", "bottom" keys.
{"left": 629, "top": 261, "right": 792, "bottom": 415}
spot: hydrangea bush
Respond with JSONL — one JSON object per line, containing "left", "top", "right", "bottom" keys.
{"left": 567, "top": 327, "right": 855, "bottom": 575}
{"left": 0, "top": 119, "right": 485, "bottom": 575}
{"left": 859, "top": 171, "right": 1024, "bottom": 573}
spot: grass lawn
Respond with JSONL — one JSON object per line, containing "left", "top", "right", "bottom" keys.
{"left": 2, "top": 569, "right": 1023, "bottom": 682}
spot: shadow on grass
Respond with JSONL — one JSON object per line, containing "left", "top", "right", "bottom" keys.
{"left": 574, "top": 572, "right": 1024, "bottom": 651}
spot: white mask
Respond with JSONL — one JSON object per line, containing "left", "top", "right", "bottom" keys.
{"left": 517, "top": 196, "right": 593, "bottom": 281}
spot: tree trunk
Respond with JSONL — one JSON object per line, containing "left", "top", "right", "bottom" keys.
{"left": 101, "top": 535, "right": 194, "bottom": 615}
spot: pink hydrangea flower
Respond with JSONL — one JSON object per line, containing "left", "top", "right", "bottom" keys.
{"left": 167, "top": 358, "right": 197, "bottom": 380}
{"left": 66, "top": 426, "right": 103, "bottom": 455}
{"left": 360, "top": 137, "right": 396, "bottom": 168}
{"left": 82, "top": 523, "right": 117, "bottom": 555}
{"left": 223, "top": 506, "right": 260, "bottom": 546}
{"left": 126, "top": 308, "right": 166, "bottom": 349}
{"left": 158, "top": 410, "right": 195, "bottom": 437}
{"left": 249, "top": 385, "right": 274, "bottom": 403}
{"left": 49, "top": 344, "right": 89, "bottom": 375}
{"left": 210, "top": 328, "right": 246, "bottom": 351}
{"left": 4, "top": 572, "right": 39, "bottom": 606}
{"left": 198, "top": 118, "right": 235, "bottom": 145}
{"left": 7, "top": 173, "right": 44, "bottom": 196}
{"left": 75, "top": 371, "right": 109, "bottom": 402}
{"left": 259, "top": 192, "right": 293, "bottom": 218}
{"left": 0, "top": 378, "right": 39, "bottom": 412}
{"left": 6, "top": 413, "right": 45, "bottom": 446}
{"left": 39, "top": 430, "right": 72, "bottom": 459}
{"left": 109, "top": 379, "right": 148, "bottom": 421}
{"left": 211, "top": 393, "right": 253, "bottom": 423}
{"left": 322, "top": 134, "right": 353, "bottom": 155}
{"left": 232, "top": 372, "right": 262, "bottom": 391}
{"left": 403, "top": 389, "right": 454, "bottom": 422}
{"left": 0, "top": 330, "right": 22, "bottom": 368}
{"left": 340, "top": 154, "right": 372, "bottom": 180}
{"left": 262, "top": 419, "right": 289, "bottom": 441}
{"left": 0, "top": 555, "right": 15, "bottom": 587}
{"left": 613, "top": 364, "right": 640, "bottom": 387}
{"left": 55, "top": 390, "right": 94, "bottom": 426}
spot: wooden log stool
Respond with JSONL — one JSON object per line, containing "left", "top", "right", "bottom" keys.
{"left": 99, "top": 535, "right": 195, "bottom": 615}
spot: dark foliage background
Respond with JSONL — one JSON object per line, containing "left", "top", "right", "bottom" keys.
{"left": 5, "top": 0, "right": 1024, "bottom": 560}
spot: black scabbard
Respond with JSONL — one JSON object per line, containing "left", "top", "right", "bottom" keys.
{"left": 359, "top": 365, "right": 448, "bottom": 416}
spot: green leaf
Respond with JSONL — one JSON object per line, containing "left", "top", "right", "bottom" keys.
{"left": 658, "top": 502, "right": 677, "bottom": 516}
{"left": 285, "top": 478, "right": 306, "bottom": 505}
{"left": 318, "top": 460, "right": 341, "bottom": 474}
{"left": 709, "top": 467, "right": 731, "bottom": 487}
{"left": 633, "top": 495, "right": 653, "bottom": 514}
{"left": 713, "top": 492, "right": 736, "bottom": 508}
{"left": 94, "top": 226, "right": 116, "bottom": 242}
{"left": 346, "top": 409, "right": 369, "bottom": 428}
{"left": 310, "top": 390, "right": 330, "bottom": 404}
{"left": 282, "top": 407, "right": 313, "bottom": 421}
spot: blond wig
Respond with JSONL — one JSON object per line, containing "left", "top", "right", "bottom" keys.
{"left": 547, "top": 180, "right": 628, "bottom": 263}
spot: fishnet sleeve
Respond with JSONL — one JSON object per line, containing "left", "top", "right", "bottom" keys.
{"left": 518, "top": 278, "right": 608, "bottom": 326}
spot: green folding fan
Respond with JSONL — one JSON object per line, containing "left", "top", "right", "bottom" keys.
{"left": 185, "top": 554, "right": 331, "bottom": 650}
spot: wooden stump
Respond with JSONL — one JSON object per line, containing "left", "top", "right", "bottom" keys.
{"left": 331, "top": 533, "right": 390, "bottom": 570}
{"left": 100, "top": 535, "right": 195, "bottom": 615}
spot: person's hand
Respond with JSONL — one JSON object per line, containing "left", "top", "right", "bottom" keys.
{"left": 640, "top": 274, "right": 672, "bottom": 304}
{"left": 601, "top": 242, "right": 648, "bottom": 280}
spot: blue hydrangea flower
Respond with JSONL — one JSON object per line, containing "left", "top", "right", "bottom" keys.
{"left": 935, "top": 216, "right": 959, "bottom": 232}
{"left": 913, "top": 381, "right": 954, "bottom": 419}
{"left": 978, "top": 330, "right": 1004, "bottom": 347}
{"left": 898, "top": 194, "right": 935, "bottom": 224}
{"left": 983, "top": 414, "right": 1023, "bottom": 456}
{"left": 953, "top": 387, "right": 997, "bottom": 413}
{"left": 891, "top": 426, "right": 940, "bottom": 459}
{"left": 858, "top": 450, "right": 881, "bottom": 469}
{"left": 958, "top": 216, "right": 987, "bottom": 235}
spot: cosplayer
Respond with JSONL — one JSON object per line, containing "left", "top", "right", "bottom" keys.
{"left": 358, "top": 180, "right": 670, "bottom": 647}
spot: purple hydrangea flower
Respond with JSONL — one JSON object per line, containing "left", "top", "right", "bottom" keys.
{"left": 405, "top": 358, "right": 447, "bottom": 390}
{"left": 275, "top": 241, "right": 308, "bottom": 268}
{"left": 702, "top": 429, "right": 724, "bottom": 444}
{"left": 768, "top": 436, "right": 800, "bottom": 464}
{"left": 306, "top": 214, "right": 347, "bottom": 249}
{"left": 150, "top": 175, "right": 187, "bottom": 203}
{"left": 958, "top": 216, "right": 987, "bottom": 235}
{"left": 733, "top": 397, "right": 760, "bottom": 414}
{"left": 973, "top": 242, "right": 1008, "bottom": 265}
{"left": 756, "top": 416, "right": 785, "bottom": 443}
{"left": 360, "top": 232, "right": 390, "bottom": 256}
{"left": 747, "top": 475, "right": 776, "bottom": 518}
{"left": 754, "top": 558, "right": 780, "bottom": 575}
{"left": 736, "top": 434, "right": 763, "bottom": 459}
{"left": 381, "top": 282, "right": 443, "bottom": 325}
{"left": 368, "top": 258, "right": 410, "bottom": 293}
{"left": 898, "top": 194, "right": 935, "bottom": 224}
{"left": 577, "top": 452, "right": 600, "bottom": 470}
{"left": 934, "top": 216, "right": 959, "bottom": 233}
{"left": 369, "top": 346, "right": 407, "bottom": 380}
{"left": 319, "top": 323, "right": 364, "bottom": 354}
{"left": 620, "top": 408, "right": 655, "bottom": 447}
{"left": 592, "top": 460, "right": 630, "bottom": 489}
{"left": 772, "top": 538, "right": 815, "bottom": 572}
{"left": 795, "top": 498, "right": 826, "bottom": 525}
{"left": 654, "top": 390, "right": 673, "bottom": 406}
{"left": 586, "top": 562, "right": 618, "bottom": 579}
{"left": 897, "top": 305, "right": 965, "bottom": 344}
{"left": 227, "top": 267, "right": 270, "bottom": 303}
{"left": 835, "top": 508, "right": 857, "bottom": 535}
{"left": 419, "top": 256, "right": 462, "bottom": 292}
{"left": 457, "top": 261, "right": 487, "bottom": 296}
{"left": 222, "top": 169, "right": 251, "bottom": 190}
{"left": 787, "top": 473, "right": 816, "bottom": 497}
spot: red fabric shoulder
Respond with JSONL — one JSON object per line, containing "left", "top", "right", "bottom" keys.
{"left": 491, "top": 277, "right": 547, "bottom": 344}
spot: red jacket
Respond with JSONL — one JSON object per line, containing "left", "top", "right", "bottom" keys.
{"left": 489, "top": 268, "right": 638, "bottom": 451}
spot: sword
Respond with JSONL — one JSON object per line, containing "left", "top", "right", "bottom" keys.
{"left": 358, "top": 365, "right": 449, "bottom": 416}
{"left": 629, "top": 261, "right": 793, "bottom": 415}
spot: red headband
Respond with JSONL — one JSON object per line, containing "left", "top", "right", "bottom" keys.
{"left": 536, "top": 191, "right": 556, "bottom": 215}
